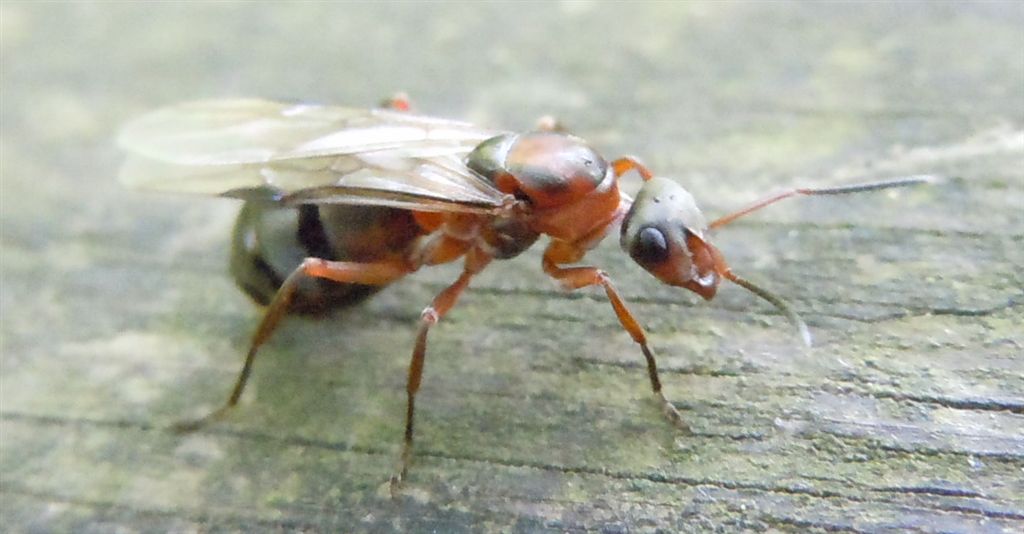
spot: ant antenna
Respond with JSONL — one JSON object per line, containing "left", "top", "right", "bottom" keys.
{"left": 723, "top": 271, "right": 812, "bottom": 347}
{"left": 709, "top": 175, "right": 937, "bottom": 345}
{"left": 709, "top": 175, "right": 936, "bottom": 230}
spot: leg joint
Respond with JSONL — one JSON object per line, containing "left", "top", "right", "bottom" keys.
{"left": 420, "top": 307, "right": 439, "bottom": 324}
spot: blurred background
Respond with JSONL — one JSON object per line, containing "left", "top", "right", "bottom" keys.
{"left": 2, "top": 2, "right": 1022, "bottom": 532}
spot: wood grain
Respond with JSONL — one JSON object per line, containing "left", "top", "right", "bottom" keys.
{"left": 2, "top": 2, "right": 1021, "bottom": 532}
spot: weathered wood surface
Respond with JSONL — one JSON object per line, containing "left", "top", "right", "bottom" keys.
{"left": 2, "top": 2, "right": 1022, "bottom": 532}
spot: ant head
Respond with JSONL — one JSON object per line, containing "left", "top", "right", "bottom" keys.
{"left": 620, "top": 177, "right": 726, "bottom": 301}
{"left": 619, "top": 173, "right": 932, "bottom": 347}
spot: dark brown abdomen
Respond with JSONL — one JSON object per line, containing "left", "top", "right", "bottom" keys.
{"left": 230, "top": 202, "right": 422, "bottom": 314}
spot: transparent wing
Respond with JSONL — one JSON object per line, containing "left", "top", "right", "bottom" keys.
{"left": 118, "top": 99, "right": 511, "bottom": 213}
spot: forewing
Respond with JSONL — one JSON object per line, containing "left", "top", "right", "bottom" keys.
{"left": 118, "top": 99, "right": 510, "bottom": 213}
{"left": 118, "top": 99, "right": 501, "bottom": 164}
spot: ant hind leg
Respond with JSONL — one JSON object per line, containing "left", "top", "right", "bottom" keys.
{"left": 172, "top": 257, "right": 412, "bottom": 433}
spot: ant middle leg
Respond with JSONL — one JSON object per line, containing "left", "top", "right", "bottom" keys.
{"left": 535, "top": 114, "right": 568, "bottom": 133}
{"left": 390, "top": 250, "right": 492, "bottom": 494}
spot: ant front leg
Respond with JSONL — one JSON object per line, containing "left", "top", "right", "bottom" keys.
{"left": 609, "top": 156, "right": 654, "bottom": 181}
{"left": 173, "top": 257, "right": 413, "bottom": 433}
{"left": 390, "top": 249, "right": 492, "bottom": 494}
{"left": 541, "top": 241, "right": 691, "bottom": 434}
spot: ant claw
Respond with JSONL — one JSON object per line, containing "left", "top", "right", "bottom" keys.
{"left": 388, "top": 473, "right": 405, "bottom": 498}
{"left": 657, "top": 392, "right": 693, "bottom": 435}
{"left": 169, "top": 406, "right": 230, "bottom": 434}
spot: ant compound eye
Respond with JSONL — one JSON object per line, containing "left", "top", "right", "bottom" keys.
{"left": 630, "top": 226, "right": 670, "bottom": 265}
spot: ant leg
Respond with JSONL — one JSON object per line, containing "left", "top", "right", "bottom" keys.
{"left": 709, "top": 175, "right": 934, "bottom": 230}
{"left": 609, "top": 156, "right": 654, "bottom": 181}
{"left": 379, "top": 92, "right": 413, "bottom": 112}
{"left": 542, "top": 245, "right": 691, "bottom": 434}
{"left": 535, "top": 115, "right": 567, "bottom": 133}
{"left": 391, "top": 250, "right": 492, "bottom": 494}
{"left": 173, "top": 257, "right": 413, "bottom": 433}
